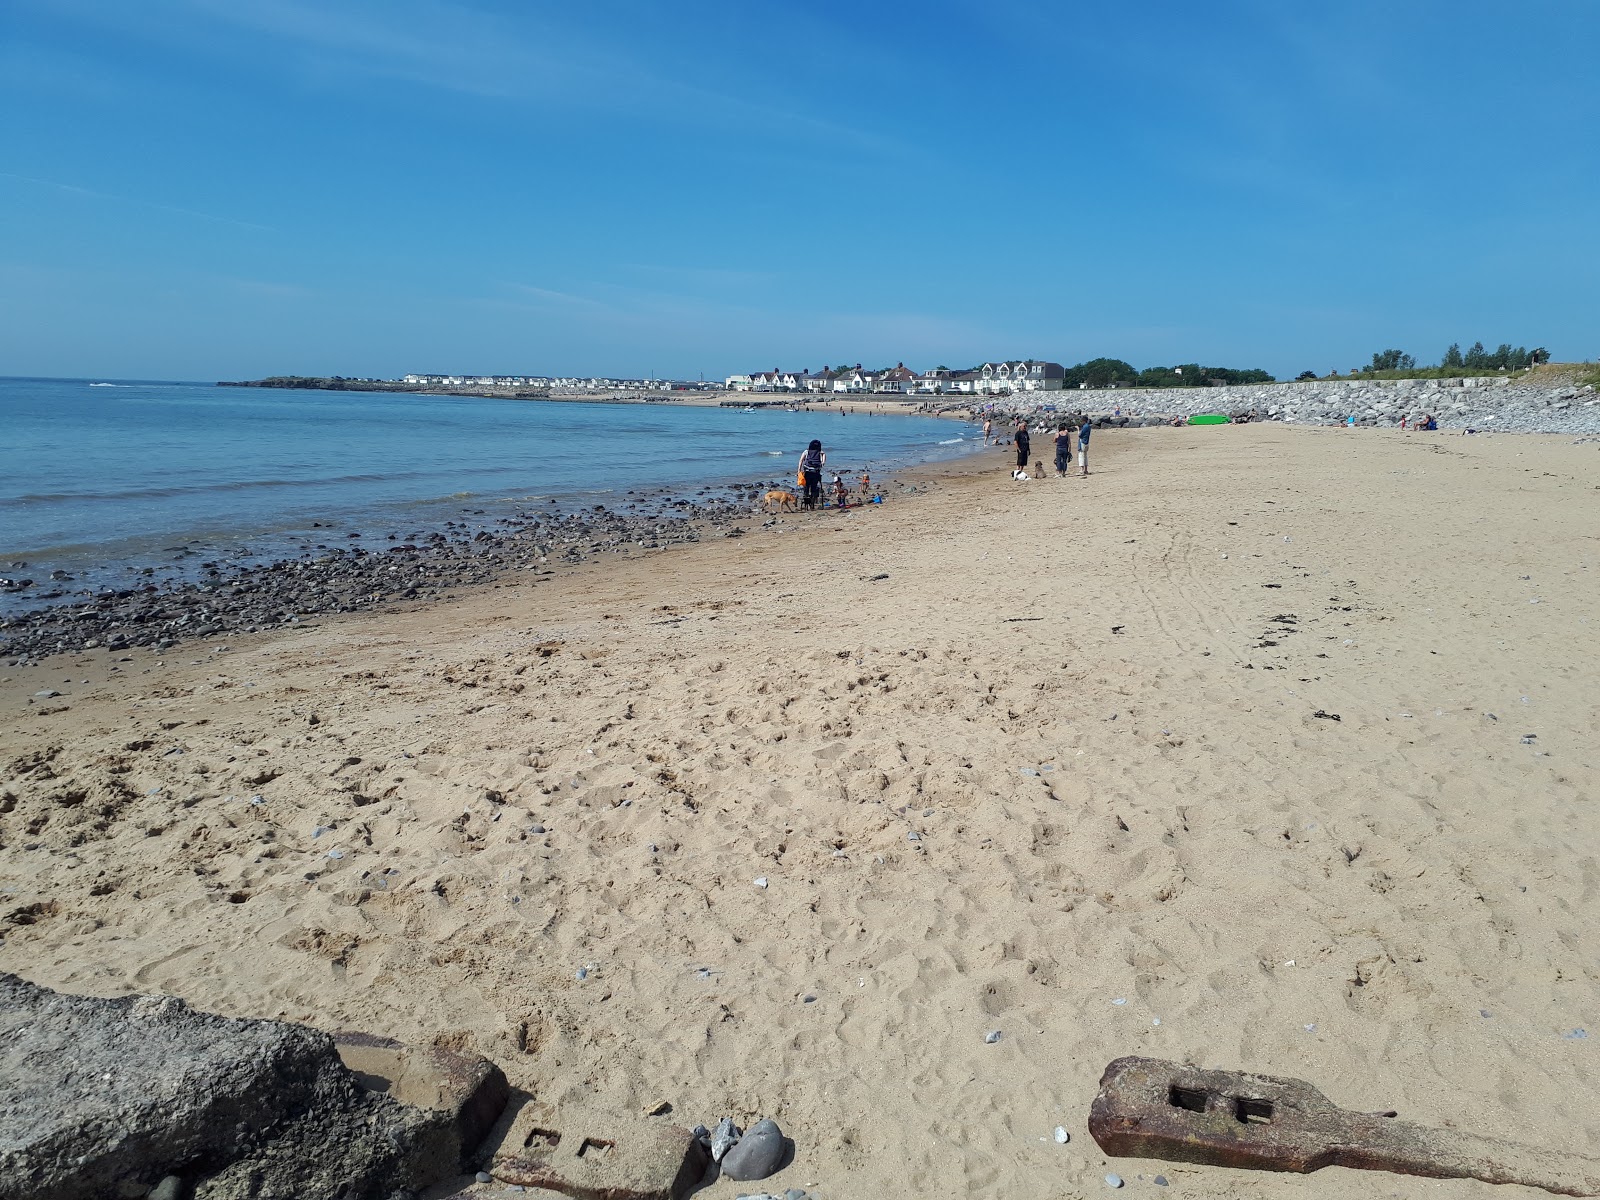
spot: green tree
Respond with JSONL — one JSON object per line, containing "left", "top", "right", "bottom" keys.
{"left": 1369, "top": 349, "right": 1414, "bottom": 372}
{"left": 1064, "top": 358, "right": 1139, "bottom": 388}
{"left": 1442, "top": 343, "right": 1464, "bottom": 369}
{"left": 1463, "top": 341, "right": 1489, "bottom": 369}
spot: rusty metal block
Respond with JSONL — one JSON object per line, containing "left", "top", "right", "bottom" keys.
{"left": 1088, "top": 1056, "right": 1600, "bottom": 1197}
{"left": 332, "top": 1031, "right": 510, "bottom": 1180}
{"left": 489, "top": 1103, "right": 709, "bottom": 1200}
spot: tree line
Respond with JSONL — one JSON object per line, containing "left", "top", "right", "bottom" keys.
{"left": 1343, "top": 342, "right": 1550, "bottom": 378}
{"left": 1062, "top": 359, "right": 1275, "bottom": 389}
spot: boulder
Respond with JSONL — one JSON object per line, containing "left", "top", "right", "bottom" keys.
{"left": 0, "top": 974, "right": 508, "bottom": 1200}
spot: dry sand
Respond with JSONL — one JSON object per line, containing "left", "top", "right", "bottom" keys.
{"left": 3, "top": 424, "right": 1598, "bottom": 1199}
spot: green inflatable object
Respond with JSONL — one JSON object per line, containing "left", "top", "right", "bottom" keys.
{"left": 1187, "top": 414, "right": 1231, "bottom": 425}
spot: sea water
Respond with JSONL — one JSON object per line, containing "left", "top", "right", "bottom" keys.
{"left": 0, "top": 377, "right": 980, "bottom": 608}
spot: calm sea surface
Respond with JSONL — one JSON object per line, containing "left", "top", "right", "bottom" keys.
{"left": 0, "top": 377, "right": 979, "bottom": 608}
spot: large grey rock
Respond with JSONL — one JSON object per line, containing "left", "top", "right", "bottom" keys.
{"left": 0, "top": 974, "right": 507, "bottom": 1200}
{"left": 720, "top": 1118, "right": 790, "bottom": 1182}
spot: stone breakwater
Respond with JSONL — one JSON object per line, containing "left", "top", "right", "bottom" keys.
{"left": 1004, "top": 377, "right": 1600, "bottom": 435}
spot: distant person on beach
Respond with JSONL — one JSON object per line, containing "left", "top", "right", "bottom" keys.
{"left": 831, "top": 473, "right": 848, "bottom": 507}
{"left": 983, "top": 418, "right": 992, "bottom": 444}
{"left": 857, "top": 470, "right": 872, "bottom": 502}
{"left": 1054, "top": 423, "right": 1072, "bottom": 477}
{"left": 1078, "top": 416, "right": 1092, "bottom": 476}
{"left": 1420, "top": 413, "right": 1438, "bottom": 431}
{"left": 1014, "top": 420, "right": 1031, "bottom": 474}
{"left": 799, "top": 439, "right": 825, "bottom": 509}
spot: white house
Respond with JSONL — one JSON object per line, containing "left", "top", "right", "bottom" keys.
{"left": 724, "top": 374, "right": 754, "bottom": 391}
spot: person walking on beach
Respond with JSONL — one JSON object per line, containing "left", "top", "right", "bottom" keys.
{"left": 983, "top": 417, "right": 992, "bottom": 445}
{"left": 799, "top": 439, "right": 826, "bottom": 510}
{"left": 1053, "top": 422, "right": 1073, "bottom": 477}
{"left": 1013, "top": 419, "right": 1031, "bottom": 475}
{"left": 1077, "top": 415, "right": 1092, "bottom": 477}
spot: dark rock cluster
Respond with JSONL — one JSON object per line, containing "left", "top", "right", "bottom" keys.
{"left": 2, "top": 488, "right": 783, "bottom": 662}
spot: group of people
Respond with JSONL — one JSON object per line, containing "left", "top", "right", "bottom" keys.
{"left": 984, "top": 415, "right": 1092, "bottom": 478}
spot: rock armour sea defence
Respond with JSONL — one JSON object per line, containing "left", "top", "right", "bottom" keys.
{"left": 1011, "top": 377, "right": 1600, "bottom": 435}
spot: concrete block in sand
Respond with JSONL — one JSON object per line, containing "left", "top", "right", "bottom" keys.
{"left": 0, "top": 973, "right": 509, "bottom": 1200}
{"left": 490, "top": 1102, "right": 710, "bottom": 1200}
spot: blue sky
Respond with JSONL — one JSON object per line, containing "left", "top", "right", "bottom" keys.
{"left": 3, "top": 0, "right": 1596, "bottom": 381}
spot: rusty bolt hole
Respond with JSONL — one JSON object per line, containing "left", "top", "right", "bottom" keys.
{"left": 1168, "top": 1085, "right": 1209, "bottom": 1113}
{"left": 577, "top": 1137, "right": 614, "bottom": 1159}
{"left": 523, "top": 1128, "right": 561, "bottom": 1151}
{"left": 1235, "top": 1098, "right": 1275, "bottom": 1124}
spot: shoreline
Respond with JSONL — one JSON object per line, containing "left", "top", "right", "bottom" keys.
{"left": 3, "top": 421, "right": 1596, "bottom": 1198}
{"left": 0, "top": 443, "right": 981, "bottom": 663}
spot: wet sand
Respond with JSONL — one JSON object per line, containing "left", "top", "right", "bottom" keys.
{"left": 3, "top": 424, "right": 1598, "bottom": 1198}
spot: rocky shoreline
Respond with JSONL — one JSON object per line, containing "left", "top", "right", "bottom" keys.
{"left": 0, "top": 486, "right": 795, "bottom": 663}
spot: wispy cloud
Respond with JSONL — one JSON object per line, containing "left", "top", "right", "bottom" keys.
{"left": 0, "top": 171, "right": 276, "bottom": 233}
{"left": 76, "top": 0, "right": 907, "bottom": 155}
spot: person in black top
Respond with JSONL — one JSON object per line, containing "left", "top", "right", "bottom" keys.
{"left": 1053, "top": 423, "right": 1073, "bottom": 477}
{"left": 799, "top": 439, "right": 825, "bottom": 509}
{"left": 1014, "top": 419, "right": 1030, "bottom": 474}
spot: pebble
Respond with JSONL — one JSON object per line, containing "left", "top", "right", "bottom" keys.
{"left": 325, "top": 848, "right": 344, "bottom": 860}
{"left": 1111, "top": 997, "right": 1127, "bottom": 1006}
{"left": 1106, "top": 1173, "right": 1124, "bottom": 1188}
{"left": 710, "top": 1116, "right": 742, "bottom": 1162}
{"left": 907, "top": 831, "right": 921, "bottom": 842}
{"left": 33, "top": 689, "right": 60, "bottom": 698}
{"left": 754, "top": 877, "right": 769, "bottom": 888}
{"left": 722, "top": 1117, "right": 786, "bottom": 1181}
{"left": 149, "top": 1179, "right": 183, "bottom": 1200}
{"left": 1154, "top": 1175, "right": 1169, "bottom": 1186}
{"left": 1054, "top": 1126, "right": 1070, "bottom": 1144}
{"left": 575, "top": 967, "right": 588, "bottom": 981}
{"left": 1563, "top": 1028, "right": 1588, "bottom": 1040}
{"left": 786, "top": 1190, "right": 808, "bottom": 1200}
{"left": 475, "top": 1170, "right": 493, "bottom": 1183}
{"left": 985, "top": 1029, "right": 1002, "bottom": 1044}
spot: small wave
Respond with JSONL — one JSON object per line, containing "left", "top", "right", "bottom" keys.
{"left": 2, "top": 472, "right": 418, "bottom": 505}
{"left": 938, "top": 436, "right": 964, "bottom": 445}
{"left": 761, "top": 450, "right": 785, "bottom": 456}
{"left": 89, "top": 382, "right": 117, "bottom": 387}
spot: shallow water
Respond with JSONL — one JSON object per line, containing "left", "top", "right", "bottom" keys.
{"left": 0, "top": 378, "right": 979, "bottom": 609}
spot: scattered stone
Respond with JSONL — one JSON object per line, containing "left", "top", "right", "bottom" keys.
{"left": 475, "top": 1170, "right": 493, "bottom": 1183}
{"left": 710, "top": 1117, "right": 743, "bottom": 1163}
{"left": 148, "top": 1178, "right": 183, "bottom": 1200}
{"left": 721, "top": 1118, "right": 787, "bottom": 1181}
{"left": 1154, "top": 1174, "right": 1169, "bottom": 1186}
{"left": 753, "top": 877, "right": 768, "bottom": 889}
{"left": 1054, "top": 1126, "right": 1069, "bottom": 1144}
{"left": 985, "top": 1030, "right": 1002, "bottom": 1044}
{"left": 1105, "top": 1173, "right": 1124, "bottom": 1188}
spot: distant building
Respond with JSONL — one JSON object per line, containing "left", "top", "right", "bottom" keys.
{"left": 977, "top": 360, "right": 1065, "bottom": 393}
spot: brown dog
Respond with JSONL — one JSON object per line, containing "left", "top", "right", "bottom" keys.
{"left": 763, "top": 489, "right": 798, "bottom": 513}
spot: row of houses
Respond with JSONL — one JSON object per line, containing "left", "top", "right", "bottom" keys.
{"left": 724, "top": 361, "right": 1067, "bottom": 395}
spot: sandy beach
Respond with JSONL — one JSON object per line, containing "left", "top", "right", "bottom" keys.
{"left": 4, "top": 424, "right": 1598, "bottom": 1198}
